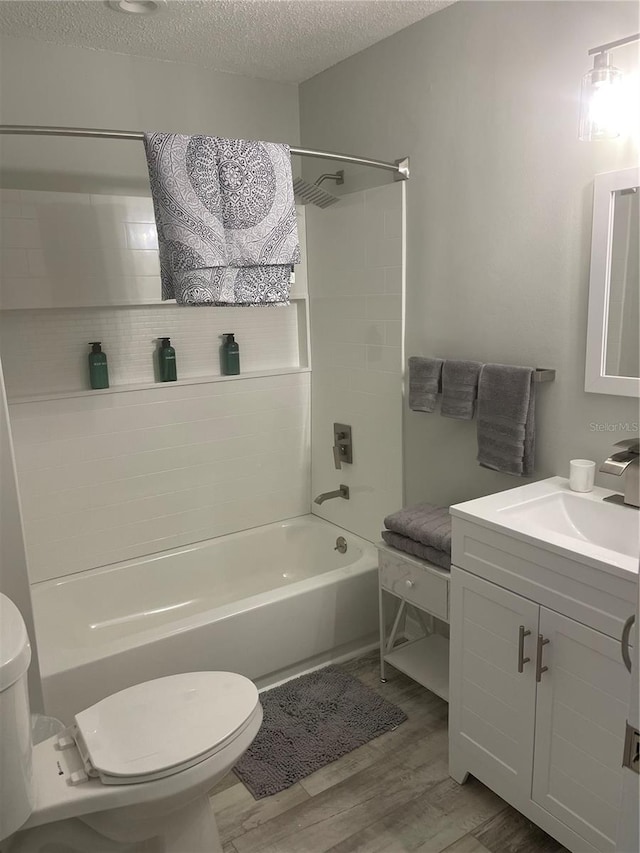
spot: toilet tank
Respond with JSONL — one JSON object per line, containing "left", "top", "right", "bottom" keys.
{"left": 0, "top": 593, "right": 34, "bottom": 842}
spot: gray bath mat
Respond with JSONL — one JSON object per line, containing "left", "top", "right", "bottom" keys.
{"left": 233, "top": 664, "right": 407, "bottom": 799}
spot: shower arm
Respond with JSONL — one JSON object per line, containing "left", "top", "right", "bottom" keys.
{"left": 315, "top": 170, "right": 344, "bottom": 187}
{"left": 0, "top": 125, "right": 409, "bottom": 181}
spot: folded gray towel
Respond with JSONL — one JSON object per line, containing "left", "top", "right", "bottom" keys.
{"left": 476, "top": 363, "right": 535, "bottom": 476}
{"left": 408, "top": 357, "right": 443, "bottom": 413}
{"left": 384, "top": 503, "right": 451, "bottom": 553}
{"left": 381, "top": 531, "right": 451, "bottom": 571}
{"left": 144, "top": 133, "right": 300, "bottom": 305}
{"left": 441, "top": 360, "right": 483, "bottom": 420}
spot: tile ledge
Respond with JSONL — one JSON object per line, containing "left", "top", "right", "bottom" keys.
{"left": 8, "top": 366, "right": 311, "bottom": 404}
{"left": 0, "top": 295, "right": 308, "bottom": 311}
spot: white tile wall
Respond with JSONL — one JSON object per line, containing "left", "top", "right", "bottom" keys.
{"left": 0, "top": 304, "right": 301, "bottom": 397}
{"left": 0, "top": 190, "right": 310, "bottom": 311}
{"left": 0, "top": 190, "right": 162, "bottom": 309}
{"left": 10, "top": 372, "right": 310, "bottom": 582}
{"left": 307, "top": 184, "right": 404, "bottom": 542}
{"left": 0, "top": 189, "right": 309, "bottom": 397}
{"left": 1, "top": 192, "right": 312, "bottom": 582}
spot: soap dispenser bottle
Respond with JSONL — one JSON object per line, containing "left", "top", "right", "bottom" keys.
{"left": 158, "top": 337, "right": 177, "bottom": 382}
{"left": 221, "top": 333, "right": 240, "bottom": 375}
{"left": 88, "top": 342, "right": 109, "bottom": 390}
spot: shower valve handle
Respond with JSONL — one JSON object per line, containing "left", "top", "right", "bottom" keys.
{"left": 333, "top": 443, "right": 343, "bottom": 469}
{"left": 333, "top": 424, "right": 353, "bottom": 470}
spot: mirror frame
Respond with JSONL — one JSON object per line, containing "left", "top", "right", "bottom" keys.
{"left": 585, "top": 166, "right": 640, "bottom": 397}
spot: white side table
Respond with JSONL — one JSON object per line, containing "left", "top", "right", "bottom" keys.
{"left": 378, "top": 543, "right": 450, "bottom": 702}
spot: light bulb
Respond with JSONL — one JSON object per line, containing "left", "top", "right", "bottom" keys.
{"left": 579, "top": 52, "right": 624, "bottom": 141}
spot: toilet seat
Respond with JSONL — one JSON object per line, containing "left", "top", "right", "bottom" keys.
{"left": 64, "top": 672, "right": 259, "bottom": 785}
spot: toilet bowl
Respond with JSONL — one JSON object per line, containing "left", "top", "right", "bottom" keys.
{"left": 0, "top": 593, "right": 262, "bottom": 853}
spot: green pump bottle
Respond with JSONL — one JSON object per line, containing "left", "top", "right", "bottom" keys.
{"left": 158, "top": 337, "right": 177, "bottom": 382}
{"left": 88, "top": 342, "right": 109, "bottom": 390}
{"left": 221, "top": 333, "right": 240, "bottom": 375}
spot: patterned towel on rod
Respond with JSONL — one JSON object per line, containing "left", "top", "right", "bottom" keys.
{"left": 143, "top": 133, "right": 300, "bottom": 306}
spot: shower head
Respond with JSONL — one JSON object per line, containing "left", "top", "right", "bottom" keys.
{"left": 293, "top": 170, "right": 344, "bottom": 208}
{"left": 293, "top": 178, "right": 338, "bottom": 208}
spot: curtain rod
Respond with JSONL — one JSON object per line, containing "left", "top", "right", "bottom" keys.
{"left": 0, "top": 125, "right": 409, "bottom": 181}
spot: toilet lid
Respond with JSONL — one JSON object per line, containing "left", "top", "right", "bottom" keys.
{"left": 74, "top": 672, "right": 259, "bottom": 781}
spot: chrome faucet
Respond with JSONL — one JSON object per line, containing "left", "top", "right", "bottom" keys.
{"left": 314, "top": 485, "right": 350, "bottom": 505}
{"left": 599, "top": 439, "right": 639, "bottom": 509}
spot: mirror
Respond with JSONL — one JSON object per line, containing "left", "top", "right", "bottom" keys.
{"left": 585, "top": 166, "right": 640, "bottom": 397}
{"left": 605, "top": 188, "right": 639, "bottom": 378}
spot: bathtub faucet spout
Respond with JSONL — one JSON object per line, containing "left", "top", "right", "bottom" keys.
{"left": 314, "top": 485, "right": 350, "bottom": 505}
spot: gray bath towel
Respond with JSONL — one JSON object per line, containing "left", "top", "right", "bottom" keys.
{"left": 408, "top": 357, "right": 443, "bottom": 413}
{"left": 476, "top": 363, "right": 536, "bottom": 476}
{"left": 381, "top": 531, "right": 451, "bottom": 571}
{"left": 384, "top": 503, "right": 451, "bottom": 554}
{"left": 144, "top": 133, "right": 300, "bottom": 305}
{"left": 441, "top": 359, "right": 483, "bottom": 420}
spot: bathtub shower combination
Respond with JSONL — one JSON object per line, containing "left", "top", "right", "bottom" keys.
{"left": 32, "top": 516, "right": 379, "bottom": 723}
{"left": 0, "top": 122, "right": 406, "bottom": 729}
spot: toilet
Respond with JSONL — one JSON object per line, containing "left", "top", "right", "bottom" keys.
{"left": 0, "top": 593, "right": 263, "bottom": 853}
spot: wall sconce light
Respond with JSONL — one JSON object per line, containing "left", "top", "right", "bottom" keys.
{"left": 579, "top": 32, "right": 639, "bottom": 141}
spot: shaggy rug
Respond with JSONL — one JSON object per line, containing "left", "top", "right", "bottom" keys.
{"left": 233, "top": 664, "right": 407, "bottom": 799}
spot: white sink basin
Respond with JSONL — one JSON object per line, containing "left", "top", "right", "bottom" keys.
{"left": 450, "top": 476, "right": 640, "bottom": 577}
{"left": 498, "top": 490, "right": 639, "bottom": 558}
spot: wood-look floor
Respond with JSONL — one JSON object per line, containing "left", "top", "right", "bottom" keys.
{"left": 209, "top": 651, "right": 568, "bottom": 853}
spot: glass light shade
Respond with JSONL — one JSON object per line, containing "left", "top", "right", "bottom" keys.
{"left": 579, "top": 52, "right": 624, "bottom": 141}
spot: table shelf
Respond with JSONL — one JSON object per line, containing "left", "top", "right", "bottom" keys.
{"left": 384, "top": 634, "right": 450, "bottom": 702}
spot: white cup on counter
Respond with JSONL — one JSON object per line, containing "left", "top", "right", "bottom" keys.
{"left": 569, "top": 459, "right": 596, "bottom": 492}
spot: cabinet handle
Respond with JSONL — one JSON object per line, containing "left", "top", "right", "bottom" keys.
{"left": 536, "top": 634, "right": 550, "bottom": 682}
{"left": 405, "top": 579, "right": 415, "bottom": 589}
{"left": 517, "top": 625, "right": 531, "bottom": 673}
{"left": 621, "top": 615, "right": 635, "bottom": 674}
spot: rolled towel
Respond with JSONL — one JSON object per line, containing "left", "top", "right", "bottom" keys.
{"left": 441, "top": 359, "right": 483, "bottom": 420}
{"left": 381, "top": 531, "right": 451, "bottom": 571}
{"left": 408, "top": 357, "right": 443, "bottom": 413}
{"left": 384, "top": 503, "right": 451, "bottom": 554}
{"left": 476, "top": 363, "right": 536, "bottom": 476}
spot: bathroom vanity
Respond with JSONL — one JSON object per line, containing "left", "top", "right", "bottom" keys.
{"left": 448, "top": 477, "right": 638, "bottom": 853}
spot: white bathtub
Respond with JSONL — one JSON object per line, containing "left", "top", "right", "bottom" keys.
{"left": 30, "top": 516, "right": 379, "bottom": 723}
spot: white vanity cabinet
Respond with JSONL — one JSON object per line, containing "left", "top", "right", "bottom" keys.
{"left": 449, "top": 502, "right": 637, "bottom": 853}
{"left": 531, "top": 608, "right": 628, "bottom": 851}
{"left": 449, "top": 569, "right": 539, "bottom": 802}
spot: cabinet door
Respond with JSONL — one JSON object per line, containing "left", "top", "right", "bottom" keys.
{"left": 449, "top": 567, "right": 538, "bottom": 800}
{"left": 532, "top": 608, "right": 630, "bottom": 853}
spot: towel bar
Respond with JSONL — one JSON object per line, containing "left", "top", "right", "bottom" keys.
{"left": 408, "top": 359, "right": 556, "bottom": 384}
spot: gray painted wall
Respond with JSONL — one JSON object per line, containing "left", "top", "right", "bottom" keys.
{"left": 0, "top": 35, "right": 300, "bottom": 195}
{"left": 300, "top": 0, "right": 640, "bottom": 508}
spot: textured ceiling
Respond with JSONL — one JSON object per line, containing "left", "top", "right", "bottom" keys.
{"left": 0, "top": 0, "right": 455, "bottom": 84}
